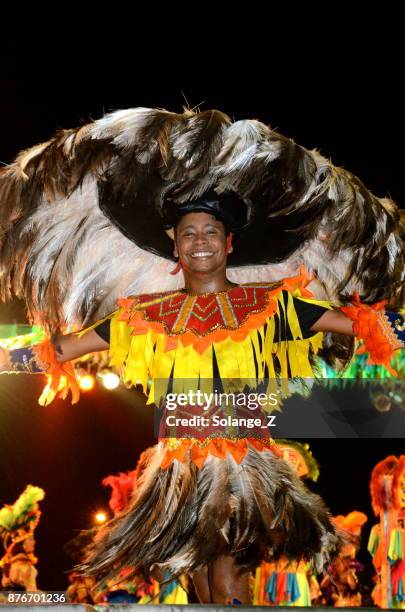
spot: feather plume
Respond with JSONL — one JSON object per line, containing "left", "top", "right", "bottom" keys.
{"left": 0, "top": 485, "right": 45, "bottom": 532}
{"left": 79, "top": 444, "right": 339, "bottom": 584}
{"left": 0, "top": 107, "right": 402, "bottom": 335}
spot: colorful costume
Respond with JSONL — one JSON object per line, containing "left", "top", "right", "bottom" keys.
{"left": 318, "top": 511, "right": 367, "bottom": 607}
{"left": 0, "top": 485, "right": 45, "bottom": 592}
{"left": 253, "top": 440, "right": 321, "bottom": 606}
{"left": 90, "top": 449, "right": 188, "bottom": 605}
{"left": 0, "top": 108, "right": 403, "bottom": 587}
{"left": 254, "top": 558, "right": 313, "bottom": 606}
{"left": 76, "top": 273, "right": 346, "bottom": 582}
{"left": 368, "top": 455, "right": 405, "bottom": 609}
{"left": 66, "top": 573, "right": 97, "bottom": 604}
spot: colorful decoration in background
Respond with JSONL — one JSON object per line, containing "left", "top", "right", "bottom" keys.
{"left": 321, "top": 351, "right": 405, "bottom": 381}
{"left": 0, "top": 325, "right": 44, "bottom": 349}
{"left": 317, "top": 511, "right": 368, "bottom": 607}
{"left": 0, "top": 485, "right": 45, "bottom": 592}
{"left": 253, "top": 558, "right": 319, "bottom": 607}
{"left": 321, "top": 351, "right": 405, "bottom": 412}
{"left": 63, "top": 529, "right": 101, "bottom": 604}
{"left": 65, "top": 448, "right": 188, "bottom": 605}
{"left": 276, "top": 439, "right": 320, "bottom": 482}
{"left": 66, "top": 573, "right": 97, "bottom": 605}
{"left": 253, "top": 439, "right": 321, "bottom": 606}
{"left": 368, "top": 455, "right": 405, "bottom": 609}
{"left": 0, "top": 325, "right": 117, "bottom": 394}
{"left": 98, "top": 450, "right": 188, "bottom": 605}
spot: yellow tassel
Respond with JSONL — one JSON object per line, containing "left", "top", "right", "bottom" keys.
{"left": 105, "top": 293, "right": 325, "bottom": 404}
{"left": 76, "top": 311, "right": 118, "bottom": 338}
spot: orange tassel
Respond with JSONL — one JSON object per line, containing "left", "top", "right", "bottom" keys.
{"left": 32, "top": 340, "right": 80, "bottom": 405}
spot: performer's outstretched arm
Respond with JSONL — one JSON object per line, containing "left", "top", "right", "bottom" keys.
{"left": 0, "top": 328, "right": 110, "bottom": 405}
{"left": 51, "top": 329, "right": 109, "bottom": 362}
{"left": 311, "top": 307, "right": 404, "bottom": 353}
{"left": 310, "top": 304, "right": 404, "bottom": 375}
{"left": 310, "top": 310, "right": 354, "bottom": 336}
{"left": 0, "top": 329, "right": 109, "bottom": 370}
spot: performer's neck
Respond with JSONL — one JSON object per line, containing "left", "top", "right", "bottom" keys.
{"left": 182, "top": 271, "right": 236, "bottom": 295}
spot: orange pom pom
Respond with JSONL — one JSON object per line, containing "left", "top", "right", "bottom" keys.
{"left": 341, "top": 294, "right": 399, "bottom": 376}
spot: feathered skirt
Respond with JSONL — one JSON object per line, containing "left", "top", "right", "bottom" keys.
{"left": 80, "top": 435, "right": 340, "bottom": 583}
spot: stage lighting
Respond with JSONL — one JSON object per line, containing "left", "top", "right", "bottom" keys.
{"left": 94, "top": 511, "right": 107, "bottom": 524}
{"left": 78, "top": 374, "right": 95, "bottom": 391}
{"left": 100, "top": 371, "right": 120, "bottom": 390}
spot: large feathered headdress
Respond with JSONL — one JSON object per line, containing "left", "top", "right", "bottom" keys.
{"left": 370, "top": 455, "right": 405, "bottom": 515}
{"left": 0, "top": 485, "right": 45, "bottom": 559}
{"left": 332, "top": 511, "right": 368, "bottom": 536}
{"left": 0, "top": 107, "right": 403, "bottom": 334}
{"left": 275, "top": 439, "right": 319, "bottom": 481}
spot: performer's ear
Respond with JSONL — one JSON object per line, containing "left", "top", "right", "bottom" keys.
{"left": 170, "top": 243, "right": 182, "bottom": 275}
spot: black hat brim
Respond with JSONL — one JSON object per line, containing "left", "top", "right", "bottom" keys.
{"left": 98, "top": 172, "right": 304, "bottom": 266}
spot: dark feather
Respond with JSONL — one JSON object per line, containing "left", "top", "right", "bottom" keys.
{"left": 78, "top": 444, "right": 340, "bottom": 584}
{"left": 0, "top": 107, "right": 402, "bottom": 335}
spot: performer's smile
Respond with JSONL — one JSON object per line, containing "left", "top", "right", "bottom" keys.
{"left": 174, "top": 212, "right": 229, "bottom": 280}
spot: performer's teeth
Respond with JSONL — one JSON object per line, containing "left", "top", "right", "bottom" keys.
{"left": 191, "top": 252, "right": 213, "bottom": 258}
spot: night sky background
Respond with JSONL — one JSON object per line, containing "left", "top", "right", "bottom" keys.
{"left": 0, "top": 20, "right": 404, "bottom": 593}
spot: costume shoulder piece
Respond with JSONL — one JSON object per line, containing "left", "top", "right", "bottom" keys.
{"left": 0, "top": 107, "right": 402, "bottom": 334}
{"left": 107, "top": 271, "right": 328, "bottom": 403}
{"left": 117, "top": 284, "right": 281, "bottom": 352}
{"left": 121, "top": 281, "right": 283, "bottom": 334}
{"left": 115, "top": 269, "right": 319, "bottom": 350}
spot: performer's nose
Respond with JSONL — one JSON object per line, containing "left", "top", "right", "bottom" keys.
{"left": 194, "top": 233, "right": 208, "bottom": 245}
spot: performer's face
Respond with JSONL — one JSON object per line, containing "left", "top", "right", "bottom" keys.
{"left": 174, "top": 212, "right": 228, "bottom": 274}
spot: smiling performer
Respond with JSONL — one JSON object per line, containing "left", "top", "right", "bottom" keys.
{"left": 0, "top": 108, "right": 404, "bottom": 603}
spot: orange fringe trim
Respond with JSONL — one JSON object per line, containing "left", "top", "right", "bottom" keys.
{"left": 118, "top": 266, "right": 314, "bottom": 355}
{"left": 340, "top": 293, "right": 398, "bottom": 376}
{"left": 33, "top": 340, "right": 80, "bottom": 405}
{"left": 160, "top": 437, "right": 282, "bottom": 469}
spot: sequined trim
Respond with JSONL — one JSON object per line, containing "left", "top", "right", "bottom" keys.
{"left": 131, "top": 285, "right": 281, "bottom": 338}
{"left": 159, "top": 436, "right": 281, "bottom": 469}
{"left": 378, "top": 311, "right": 405, "bottom": 349}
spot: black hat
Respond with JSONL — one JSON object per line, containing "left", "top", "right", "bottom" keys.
{"left": 98, "top": 169, "right": 301, "bottom": 266}
{"left": 161, "top": 189, "right": 251, "bottom": 233}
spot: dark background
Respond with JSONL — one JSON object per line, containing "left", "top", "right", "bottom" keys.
{"left": 0, "top": 21, "right": 404, "bottom": 591}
